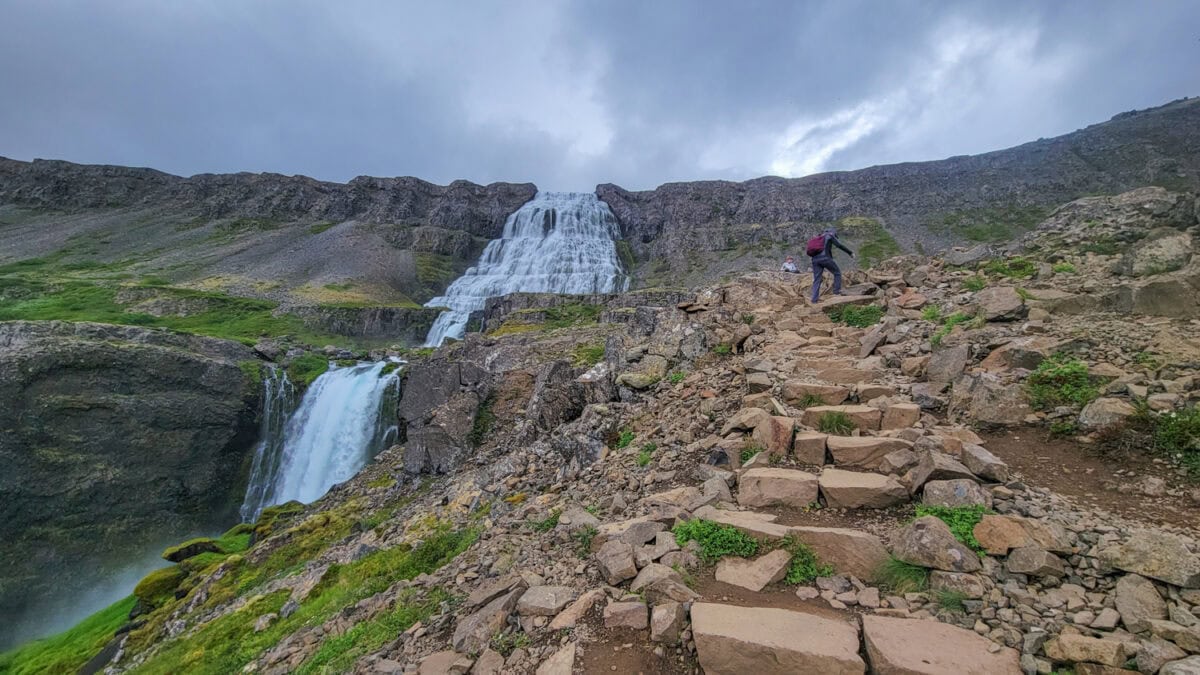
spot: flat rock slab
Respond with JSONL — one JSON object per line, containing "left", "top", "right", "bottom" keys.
{"left": 863, "top": 614, "right": 1021, "bottom": 674}
{"left": 691, "top": 602, "right": 865, "bottom": 674}
{"left": 819, "top": 468, "right": 908, "bottom": 509}
{"left": 782, "top": 381, "right": 850, "bottom": 406}
{"left": 973, "top": 515, "right": 1072, "bottom": 556}
{"left": 789, "top": 525, "right": 890, "bottom": 581}
{"left": 1044, "top": 634, "right": 1127, "bottom": 667}
{"left": 826, "top": 436, "right": 914, "bottom": 470}
{"left": 922, "top": 479, "right": 993, "bottom": 508}
{"left": 517, "top": 586, "right": 575, "bottom": 616}
{"left": 801, "top": 405, "right": 882, "bottom": 431}
{"left": 535, "top": 642, "right": 576, "bottom": 675}
{"left": 1100, "top": 531, "right": 1200, "bottom": 588}
{"left": 603, "top": 601, "right": 648, "bottom": 629}
{"left": 738, "top": 468, "right": 819, "bottom": 508}
{"left": 692, "top": 505, "right": 792, "bottom": 540}
{"left": 714, "top": 549, "right": 792, "bottom": 592}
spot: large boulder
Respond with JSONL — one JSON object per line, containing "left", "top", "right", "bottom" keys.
{"left": 819, "top": 469, "right": 908, "bottom": 509}
{"left": 1118, "top": 228, "right": 1194, "bottom": 277}
{"left": 959, "top": 443, "right": 1010, "bottom": 482}
{"left": 863, "top": 614, "right": 1021, "bottom": 674}
{"left": 789, "top": 526, "right": 890, "bottom": 581}
{"left": 927, "top": 345, "right": 971, "bottom": 384}
{"left": 892, "top": 516, "right": 981, "bottom": 573}
{"left": 1115, "top": 574, "right": 1168, "bottom": 633}
{"left": 781, "top": 381, "right": 850, "bottom": 406}
{"left": 950, "top": 373, "right": 1032, "bottom": 426}
{"left": 972, "top": 515, "right": 1072, "bottom": 556}
{"left": 1079, "top": 397, "right": 1137, "bottom": 430}
{"left": 751, "top": 416, "right": 796, "bottom": 458}
{"left": 1006, "top": 547, "right": 1066, "bottom": 578}
{"left": 1100, "top": 531, "right": 1200, "bottom": 588}
{"left": 905, "top": 451, "right": 978, "bottom": 493}
{"left": 975, "top": 287, "right": 1026, "bottom": 321}
{"left": 738, "top": 468, "right": 819, "bottom": 509}
{"left": 0, "top": 321, "right": 262, "bottom": 635}
{"left": 922, "top": 479, "right": 993, "bottom": 508}
{"left": 714, "top": 549, "right": 791, "bottom": 592}
{"left": 1044, "top": 634, "right": 1127, "bottom": 667}
{"left": 691, "top": 603, "right": 865, "bottom": 674}
{"left": 452, "top": 588, "right": 523, "bottom": 653}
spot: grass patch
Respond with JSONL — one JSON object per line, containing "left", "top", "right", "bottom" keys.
{"left": 1079, "top": 238, "right": 1120, "bottom": 256}
{"left": 128, "top": 524, "right": 478, "bottom": 674}
{"left": 877, "top": 557, "right": 929, "bottom": 593}
{"left": 571, "top": 342, "right": 606, "bottom": 368}
{"left": 740, "top": 313, "right": 756, "bottom": 325}
{"left": 713, "top": 343, "right": 733, "bottom": 356}
{"left": 982, "top": 257, "right": 1037, "bottom": 279}
{"left": 1048, "top": 420, "right": 1078, "bottom": 438}
{"left": 935, "top": 205, "right": 1048, "bottom": 242}
{"left": 1052, "top": 262, "right": 1077, "bottom": 274}
{"left": 930, "top": 311, "right": 978, "bottom": 347}
{"left": 308, "top": 221, "right": 337, "bottom": 235}
{"left": 673, "top": 519, "right": 758, "bottom": 563}
{"left": 615, "top": 428, "right": 635, "bottom": 449}
{"left": 1026, "top": 353, "right": 1098, "bottom": 410}
{"left": 531, "top": 510, "right": 561, "bottom": 533}
{"left": 933, "top": 588, "right": 968, "bottom": 613}
{"left": 468, "top": 395, "right": 496, "bottom": 448}
{"left": 295, "top": 587, "right": 450, "bottom": 674}
{"left": 739, "top": 447, "right": 762, "bottom": 464}
{"left": 636, "top": 442, "right": 657, "bottom": 467}
{"left": 817, "top": 411, "right": 856, "bottom": 435}
{"left": 839, "top": 216, "right": 900, "bottom": 267}
{"left": 920, "top": 305, "right": 942, "bottom": 322}
{"left": 779, "top": 536, "right": 834, "bottom": 584}
{"left": 1104, "top": 404, "right": 1200, "bottom": 479}
{"left": 795, "top": 393, "right": 827, "bottom": 409}
{"left": 542, "top": 303, "right": 602, "bottom": 329}
{"left": 490, "top": 630, "right": 532, "bottom": 658}
{"left": 668, "top": 371, "right": 686, "bottom": 385}
{"left": 914, "top": 504, "right": 987, "bottom": 555}
{"left": 0, "top": 596, "right": 138, "bottom": 674}
{"left": 573, "top": 526, "right": 598, "bottom": 558}
{"left": 827, "top": 304, "right": 884, "bottom": 328}
{"left": 962, "top": 275, "right": 987, "bottom": 292}
{"left": 286, "top": 353, "right": 331, "bottom": 388}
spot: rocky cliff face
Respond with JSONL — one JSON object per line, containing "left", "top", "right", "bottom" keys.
{"left": 0, "top": 321, "right": 262, "bottom": 646}
{"left": 599, "top": 97, "right": 1200, "bottom": 288}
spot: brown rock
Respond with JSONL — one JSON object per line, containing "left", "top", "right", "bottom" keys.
{"left": 793, "top": 431, "right": 829, "bottom": 464}
{"left": 548, "top": 589, "right": 605, "bottom": 630}
{"left": 714, "top": 549, "right": 792, "bottom": 592}
{"left": 973, "top": 515, "right": 1072, "bottom": 556}
{"left": 594, "top": 540, "right": 637, "bottom": 585}
{"left": 929, "top": 571, "right": 985, "bottom": 599}
{"left": 827, "top": 436, "right": 914, "bottom": 470}
{"left": 691, "top": 603, "right": 865, "bottom": 674}
{"left": 592, "top": 516, "right": 665, "bottom": 550}
{"left": 1137, "top": 638, "right": 1188, "bottom": 674}
{"left": 892, "top": 516, "right": 981, "bottom": 573}
{"left": 752, "top": 416, "right": 796, "bottom": 457}
{"left": 1044, "top": 634, "right": 1127, "bottom": 667}
{"left": 1114, "top": 574, "right": 1167, "bottom": 633}
{"left": 782, "top": 381, "right": 850, "bottom": 406}
{"left": 517, "top": 586, "right": 575, "bottom": 616}
{"left": 603, "top": 601, "right": 648, "bottom": 629}
{"left": 789, "top": 526, "right": 890, "bottom": 581}
{"left": 691, "top": 505, "right": 793, "bottom": 540}
{"left": 471, "top": 649, "right": 505, "bottom": 675}
{"left": 1006, "top": 547, "right": 1066, "bottom": 578}
{"left": 881, "top": 403, "right": 921, "bottom": 430}
{"left": 904, "top": 451, "right": 979, "bottom": 493}
{"left": 901, "top": 356, "right": 931, "bottom": 377}
{"left": 418, "top": 651, "right": 474, "bottom": 675}
{"left": 452, "top": 588, "right": 522, "bottom": 653}
{"left": 720, "top": 407, "right": 772, "bottom": 435}
{"left": 922, "top": 479, "right": 993, "bottom": 508}
{"left": 738, "top": 468, "right": 820, "bottom": 508}
{"left": 819, "top": 469, "right": 909, "bottom": 509}
{"left": 1099, "top": 531, "right": 1200, "bottom": 588}
{"left": 651, "top": 602, "right": 686, "bottom": 644}
{"left": 801, "top": 405, "right": 882, "bottom": 431}
{"left": 863, "top": 614, "right": 1021, "bottom": 674}
{"left": 1079, "top": 397, "right": 1138, "bottom": 430}
{"left": 535, "top": 642, "right": 576, "bottom": 675}
{"left": 927, "top": 345, "right": 970, "bottom": 384}
{"left": 959, "top": 443, "right": 1010, "bottom": 482}
{"left": 976, "top": 286, "right": 1025, "bottom": 321}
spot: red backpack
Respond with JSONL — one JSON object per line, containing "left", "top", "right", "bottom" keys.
{"left": 805, "top": 234, "right": 825, "bottom": 257}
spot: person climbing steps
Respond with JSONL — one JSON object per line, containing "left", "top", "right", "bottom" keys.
{"left": 806, "top": 227, "right": 853, "bottom": 303}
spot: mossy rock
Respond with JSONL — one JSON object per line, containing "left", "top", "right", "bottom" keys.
{"left": 253, "top": 500, "right": 306, "bottom": 539}
{"left": 161, "top": 537, "right": 221, "bottom": 562}
{"left": 133, "top": 566, "right": 187, "bottom": 607}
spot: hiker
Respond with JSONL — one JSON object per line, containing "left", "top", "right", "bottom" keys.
{"left": 806, "top": 227, "right": 854, "bottom": 303}
{"left": 780, "top": 256, "right": 799, "bottom": 273}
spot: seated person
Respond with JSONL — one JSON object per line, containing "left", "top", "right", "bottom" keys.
{"left": 780, "top": 256, "right": 799, "bottom": 273}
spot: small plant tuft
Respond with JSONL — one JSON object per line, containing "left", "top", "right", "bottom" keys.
{"left": 828, "top": 304, "right": 884, "bottom": 328}
{"left": 636, "top": 442, "right": 657, "bottom": 467}
{"left": 914, "top": 504, "right": 988, "bottom": 555}
{"left": 673, "top": 519, "right": 758, "bottom": 563}
{"left": 962, "top": 275, "right": 987, "bottom": 292}
{"left": 1052, "top": 262, "right": 1077, "bottom": 274}
{"left": 713, "top": 343, "right": 733, "bottom": 356}
{"left": 1026, "top": 353, "right": 1098, "bottom": 411}
{"left": 779, "top": 536, "right": 834, "bottom": 584}
{"left": 739, "top": 446, "right": 762, "bottom": 464}
{"left": 740, "top": 313, "right": 756, "bottom": 325}
{"left": 669, "top": 371, "right": 686, "bottom": 384}
{"left": 795, "top": 393, "right": 827, "bottom": 409}
{"left": 933, "top": 588, "right": 968, "bottom": 613}
{"left": 573, "top": 526, "right": 598, "bottom": 557}
{"left": 920, "top": 305, "right": 943, "bottom": 322}
{"left": 531, "top": 509, "right": 561, "bottom": 533}
{"left": 877, "top": 557, "right": 929, "bottom": 593}
{"left": 817, "top": 411, "right": 856, "bottom": 435}
{"left": 615, "top": 428, "right": 635, "bottom": 449}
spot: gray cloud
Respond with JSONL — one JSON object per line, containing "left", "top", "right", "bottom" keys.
{"left": 1, "top": 0, "right": 1197, "bottom": 191}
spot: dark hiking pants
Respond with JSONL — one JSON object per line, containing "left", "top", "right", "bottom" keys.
{"left": 811, "top": 257, "right": 842, "bottom": 302}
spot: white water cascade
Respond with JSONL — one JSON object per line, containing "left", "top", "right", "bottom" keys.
{"left": 423, "top": 192, "right": 628, "bottom": 346}
{"left": 240, "top": 361, "right": 401, "bottom": 522}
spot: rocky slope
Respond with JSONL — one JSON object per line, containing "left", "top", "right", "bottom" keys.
{"left": 0, "top": 321, "right": 263, "bottom": 649}
{"left": 13, "top": 186, "right": 1200, "bottom": 674}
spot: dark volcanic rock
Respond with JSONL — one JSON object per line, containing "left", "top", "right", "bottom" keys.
{"left": 0, "top": 321, "right": 261, "bottom": 642}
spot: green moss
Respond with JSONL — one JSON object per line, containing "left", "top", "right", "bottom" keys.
{"left": 571, "top": 342, "right": 606, "bottom": 368}
{"left": 286, "top": 354, "right": 330, "bottom": 387}
{"left": 161, "top": 537, "right": 221, "bottom": 562}
{"left": 542, "top": 303, "right": 602, "bottom": 329}
{"left": 934, "top": 205, "right": 1048, "bottom": 242}
{"left": 838, "top": 216, "right": 900, "bottom": 267}
{"left": 673, "top": 519, "right": 759, "bottom": 563}
{"left": 367, "top": 475, "right": 398, "bottom": 489}
{"left": 308, "top": 221, "right": 337, "bottom": 235}
{"left": 615, "top": 240, "right": 636, "bottom": 271}
{"left": 930, "top": 311, "right": 978, "bottom": 347}
{"left": 0, "top": 596, "right": 137, "bottom": 675}
{"left": 468, "top": 395, "right": 496, "bottom": 448}
{"left": 238, "top": 360, "right": 264, "bottom": 382}
{"left": 134, "top": 567, "right": 187, "bottom": 607}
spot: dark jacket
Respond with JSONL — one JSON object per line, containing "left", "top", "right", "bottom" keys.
{"left": 815, "top": 233, "right": 853, "bottom": 259}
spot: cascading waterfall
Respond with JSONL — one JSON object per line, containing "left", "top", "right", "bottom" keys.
{"left": 240, "top": 361, "right": 401, "bottom": 522}
{"left": 423, "top": 191, "right": 629, "bottom": 346}
{"left": 239, "top": 366, "right": 297, "bottom": 521}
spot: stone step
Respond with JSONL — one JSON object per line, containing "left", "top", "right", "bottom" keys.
{"left": 691, "top": 602, "right": 865, "bottom": 674}
{"left": 737, "top": 468, "right": 819, "bottom": 509}
{"left": 825, "top": 435, "right": 914, "bottom": 470}
{"left": 800, "top": 405, "right": 883, "bottom": 431}
{"left": 863, "top": 614, "right": 1022, "bottom": 674}
{"left": 818, "top": 468, "right": 908, "bottom": 509}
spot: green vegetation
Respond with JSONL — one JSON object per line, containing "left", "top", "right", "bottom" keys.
{"left": 935, "top": 205, "right": 1048, "bottom": 242}
{"left": 128, "top": 523, "right": 478, "bottom": 674}
{"left": 920, "top": 305, "right": 943, "bottom": 322}
{"left": 962, "top": 275, "right": 987, "bottom": 292}
{"left": 490, "top": 630, "right": 532, "bottom": 658}
{"left": 668, "top": 371, "right": 686, "bottom": 385}
{"left": 795, "top": 393, "right": 827, "bottom": 409}
{"left": 1134, "top": 351, "right": 1161, "bottom": 370}
{"left": 1079, "top": 238, "right": 1120, "bottom": 256}
{"left": 296, "top": 588, "right": 450, "bottom": 675}
{"left": 779, "top": 536, "right": 834, "bottom": 584}
{"left": 930, "top": 311, "right": 979, "bottom": 347}
{"left": 615, "top": 428, "right": 635, "bottom": 449}
{"left": 532, "top": 510, "right": 561, "bottom": 533}
{"left": 542, "top": 303, "right": 602, "bottom": 329}
{"left": 1052, "top": 262, "right": 1077, "bottom": 274}
{"left": 468, "top": 395, "right": 496, "bottom": 447}
{"left": 1015, "top": 287, "right": 1033, "bottom": 301}
{"left": 571, "top": 342, "right": 606, "bottom": 368}
{"left": 614, "top": 240, "right": 636, "bottom": 272}
{"left": 740, "top": 447, "right": 762, "bottom": 464}
{"left": 673, "top": 519, "right": 759, "bottom": 563}
{"left": 413, "top": 252, "right": 459, "bottom": 297}
{"left": 1113, "top": 404, "right": 1200, "bottom": 478}
{"left": 817, "top": 411, "right": 856, "bottom": 435}
{"left": 877, "top": 557, "right": 929, "bottom": 593}
{"left": 308, "top": 221, "right": 336, "bottom": 235}
{"left": 379, "top": 361, "right": 401, "bottom": 377}
{"left": 1026, "top": 354, "right": 1098, "bottom": 410}
{"left": 827, "top": 303, "right": 884, "bottom": 328}
{"left": 573, "top": 525, "right": 598, "bottom": 558}
{"left": 740, "top": 313, "right": 756, "bottom": 325}
{"left": 0, "top": 596, "right": 138, "bottom": 675}
{"left": 134, "top": 566, "right": 188, "bottom": 608}
{"left": 1048, "top": 420, "right": 1078, "bottom": 438}
{"left": 933, "top": 589, "right": 968, "bottom": 613}
{"left": 914, "top": 504, "right": 987, "bottom": 555}
{"left": 636, "top": 442, "right": 657, "bottom": 467}
{"left": 713, "top": 343, "right": 733, "bottom": 356}
{"left": 367, "top": 475, "right": 397, "bottom": 489}
{"left": 982, "top": 257, "right": 1037, "bottom": 279}
{"left": 238, "top": 360, "right": 264, "bottom": 382}
{"left": 839, "top": 216, "right": 900, "bottom": 267}
{"left": 286, "top": 353, "right": 331, "bottom": 387}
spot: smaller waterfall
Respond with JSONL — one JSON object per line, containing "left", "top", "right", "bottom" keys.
{"left": 240, "top": 366, "right": 297, "bottom": 522}
{"left": 423, "top": 192, "right": 629, "bottom": 346}
{"left": 240, "top": 361, "right": 402, "bottom": 522}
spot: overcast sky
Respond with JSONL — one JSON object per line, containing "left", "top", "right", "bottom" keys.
{"left": 1, "top": 1, "right": 1197, "bottom": 191}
